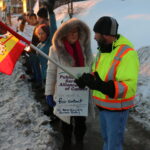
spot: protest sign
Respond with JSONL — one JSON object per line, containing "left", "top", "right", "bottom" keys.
{"left": 54, "top": 67, "right": 89, "bottom": 116}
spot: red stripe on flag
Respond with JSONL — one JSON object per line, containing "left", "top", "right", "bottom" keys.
{"left": 0, "top": 41, "right": 26, "bottom": 75}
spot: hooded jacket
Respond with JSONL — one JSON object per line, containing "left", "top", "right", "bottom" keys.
{"left": 45, "top": 18, "right": 93, "bottom": 123}
{"left": 92, "top": 34, "right": 139, "bottom": 110}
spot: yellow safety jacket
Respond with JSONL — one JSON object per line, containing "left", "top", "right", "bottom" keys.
{"left": 92, "top": 34, "right": 139, "bottom": 110}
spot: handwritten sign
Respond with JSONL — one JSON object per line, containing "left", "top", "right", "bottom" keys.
{"left": 54, "top": 67, "right": 89, "bottom": 116}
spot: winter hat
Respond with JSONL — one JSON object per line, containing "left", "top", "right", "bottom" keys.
{"left": 37, "top": 8, "right": 48, "bottom": 19}
{"left": 93, "top": 16, "right": 118, "bottom": 36}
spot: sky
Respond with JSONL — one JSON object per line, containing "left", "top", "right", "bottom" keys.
{"left": 91, "top": 0, "right": 150, "bottom": 51}
{"left": 94, "top": 0, "right": 150, "bottom": 50}
{"left": 56, "top": 0, "right": 150, "bottom": 53}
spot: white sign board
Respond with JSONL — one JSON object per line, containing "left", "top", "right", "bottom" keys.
{"left": 54, "top": 67, "right": 89, "bottom": 116}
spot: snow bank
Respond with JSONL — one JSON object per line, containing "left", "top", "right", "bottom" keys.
{"left": 0, "top": 60, "right": 60, "bottom": 150}
{"left": 130, "top": 46, "right": 150, "bottom": 130}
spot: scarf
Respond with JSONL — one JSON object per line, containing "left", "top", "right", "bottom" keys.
{"left": 63, "top": 40, "right": 84, "bottom": 67}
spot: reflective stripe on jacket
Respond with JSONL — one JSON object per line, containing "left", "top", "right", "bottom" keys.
{"left": 92, "top": 35, "right": 139, "bottom": 110}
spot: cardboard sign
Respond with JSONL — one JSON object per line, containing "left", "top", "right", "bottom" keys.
{"left": 54, "top": 67, "right": 89, "bottom": 116}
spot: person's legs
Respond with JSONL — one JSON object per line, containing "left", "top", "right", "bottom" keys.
{"left": 99, "top": 110, "right": 108, "bottom": 150}
{"left": 99, "top": 110, "right": 129, "bottom": 150}
{"left": 61, "top": 120, "right": 73, "bottom": 150}
{"left": 74, "top": 116, "right": 86, "bottom": 150}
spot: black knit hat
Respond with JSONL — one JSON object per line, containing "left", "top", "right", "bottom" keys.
{"left": 37, "top": 8, "right": 48, "bottom": 19}
{"left": 93, "top": 16, "right": 118, "bottom": 36}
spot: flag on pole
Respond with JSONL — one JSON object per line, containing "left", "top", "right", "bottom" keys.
{"left": 0, "top": 33, "right": 26, "bottom": 75}
{"left": 33, "top": 0, "right": 39, "bottom": 15}
{"left": 0, "top": 21, "right": 77, "bottom": 78}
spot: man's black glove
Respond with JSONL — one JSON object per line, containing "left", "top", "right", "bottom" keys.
{"left": 74, "top": 75, "right": 86, "bottom": 89}
{"left": 83, "top": 72, "right": 115, "bottom": 98}
{"left": 75, "top": 72, "right": 115, "bottom": 98}
{"left": 74, "top": 72, "right": 101, "bottom": 89}
{"left": 81, "top": 72, "right": 103, "bottom": 90}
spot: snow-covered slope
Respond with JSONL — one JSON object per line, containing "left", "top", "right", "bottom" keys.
{"left": 130, "top": 46, "right": 150, "bottom": 130}
{"left": 0, "top": 61, "right": 60, "bottom": 150}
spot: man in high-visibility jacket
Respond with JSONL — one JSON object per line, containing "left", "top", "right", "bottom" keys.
{"left": 75, "top": 16, "right": 139, "bottom": 150}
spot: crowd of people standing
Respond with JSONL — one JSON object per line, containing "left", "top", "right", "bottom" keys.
{"left": 17, "top": 2, "right": 56, "bottom": 91}
{"left": 12, "top": 1, "right": 139, "bottom": 150}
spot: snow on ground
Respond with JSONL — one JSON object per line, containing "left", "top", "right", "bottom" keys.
{"left": 130, "top": 46, "right": 150, "bottom": 130}
{"left": 55, "top": 0, "right": 100, "bottom": 21}
{"left": 0, "top": 61, "right": 60, "bottom": 149}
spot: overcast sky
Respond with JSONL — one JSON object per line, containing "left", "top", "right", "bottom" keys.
{"left": 88, "top": 0, "right": 150, "bottom": 50}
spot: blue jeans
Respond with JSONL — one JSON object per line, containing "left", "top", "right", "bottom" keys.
{"left": 99, "top": 109, "right": 129, "bottom": 150}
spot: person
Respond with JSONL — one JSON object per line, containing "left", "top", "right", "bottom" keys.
{"left": 6, "top": 12, "right": 12, "bottom": 26}
{"left": 16, "top": 13, "right": 26, "bottom": 32}
{"left": 16, "top": 13, "right": 36, "bottom": 78}
{"left": 45, "top": 18, "right": 93, "bottom": 150}
{"left": 28, "top": 1, "right": 57, "bottom": 118}
{"left": 37, "top": 7, "right": 49, "bottom": 26}
{"left": 27, "top": 7, "right": 50, "bottom": 89}
{"left": 28, "top": 13, "right": 38, "bottom": 26}
{"left": 75, "top": 16, "right": 139, "bottom": 150}
{"left": 22, "top": 13, "right": 36, "bottom": 41}
{"left": 35, "top": 8, "right": 57, "bottom": 88}
{"left": 31, "top": 7, "right": 50, "bottom": 49}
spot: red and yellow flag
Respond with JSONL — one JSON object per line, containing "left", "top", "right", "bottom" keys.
{"left": 0, "top": 33, "right": 26, "bottom": 75}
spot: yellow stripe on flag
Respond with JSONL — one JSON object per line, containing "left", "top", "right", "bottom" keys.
{"left": 0, "top": 35, "right": 19, "bottom": 62}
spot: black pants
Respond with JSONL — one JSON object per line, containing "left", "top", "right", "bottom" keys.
{"left": 61, "top": 116, "right": 86, "bottom": 149}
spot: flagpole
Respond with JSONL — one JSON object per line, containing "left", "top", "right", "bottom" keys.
{"left": 30, "top": 44, "right": 77, "bottom": 79}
